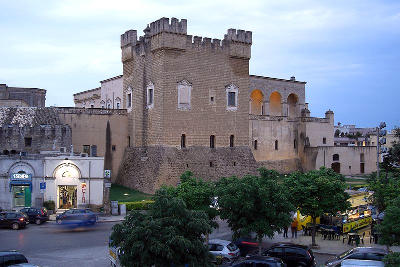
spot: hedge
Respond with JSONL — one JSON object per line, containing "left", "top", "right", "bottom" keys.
{"left": 120, "top": 200, "right": 154, "bottom": 211}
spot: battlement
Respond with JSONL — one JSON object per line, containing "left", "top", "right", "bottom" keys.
{"left": 224, "top": 28, "right": 252, "bottom": 44}
{"left": 120, "top": 30, "right": 137, "bottom": 48}
{"left": 149, "top": 17, "right": 187, "bottom": 36}
{"left": 186, "top": 35, "right": 225, "bottom": 49}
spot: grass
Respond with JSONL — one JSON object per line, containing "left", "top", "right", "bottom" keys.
{"left": 110, "top": 184, "right": 153, "bottom": 202}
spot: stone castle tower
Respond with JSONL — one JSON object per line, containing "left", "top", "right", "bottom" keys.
{"left": 117, "top": 17, "right": 259, "bottom": 193}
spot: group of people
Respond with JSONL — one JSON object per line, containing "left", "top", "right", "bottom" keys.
{"left": 283, "top": 217, "right": 298, "bottom": 238}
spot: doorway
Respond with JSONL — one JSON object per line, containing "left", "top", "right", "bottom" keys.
{"left": 12, "top": 186, "right": 31, "bottom": 207}
{"left": 331, "top": 162, "right": 341, "bottom": 174}
{"left": 58, "top": 185, "right": 77, "bottom": 209}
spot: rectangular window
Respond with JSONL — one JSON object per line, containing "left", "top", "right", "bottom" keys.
{"left": 275, "top": 140, "right": 278, "bottom": 150}
{"left": 24, "top": 137, "right": 32, "bottom": 147}
{"left": 210, "top": 135, "right": 215, "bottom": 149}
{"left": 127, "top": 93, "right": 132, "bottom": 108}
{"left": 112, "top": 145, "right": 116, "bottom": 151}
{"left": 83, "top": 145, "right": 90, "bottom": 154}
{"left": 148, "top": 89, "right": 153, "bottom": 106}
{"left": 230, "top": 135, "right": 234, "bottom": 147}
{"left": 128, "top": 136, "right": 131, "bottom": 147}
{"left": 228, "top": 92, "right": 236, "bottom": 106}
{"left": 360, "top": 163, "right": 365, "bottom": 173}
{"left": 90, "top": 145, "right": 97, "bottom": 157}
{"left": 181, "top": 134, "right": 186, "bottom": 148}
{"left": 323, "top": 137, "right": 326, "bottom": 144}
{"left": 360, "top": 153, "right": 365, "bottom": 162}
{"left": 116, "top": 103, "right": 120, "bottom": 109}
{"left": 254, "top": 140, "right": 258, "bottom": 150}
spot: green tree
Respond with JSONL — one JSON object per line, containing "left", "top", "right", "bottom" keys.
{"left": 216, "top": 168, "right": 295, "bottom": 255}
{"left": 111, "top": 189, "right": 213, "bottom": 267}
{"left": 284, "top": 167, "right": 350, "bottom": 247}
{"left": 369, "top": 177, "right": 400, "bottom": 212}
{"left": 384, "top": 252, "right": 400, "bottom": 267}
{"left": 334, "top": 129, "right": 341, "bottom": 137}
{"left": 376, "top": 197, "right": 400, "bottom": 250}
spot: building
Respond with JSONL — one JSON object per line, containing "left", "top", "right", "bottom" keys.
{"left": 0, "top": 84, "right": 46, "bottom": 107}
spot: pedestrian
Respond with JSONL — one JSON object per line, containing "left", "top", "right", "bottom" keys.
{"left": 291, "top": 218, "right": 298, "bottom": 238}
{"left": 283, "top": 225, "right": 289, "bottom": 238}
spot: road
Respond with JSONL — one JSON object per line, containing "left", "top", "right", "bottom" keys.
{"left": 0, "top": 221, "right": 332, "bottom": 267}
{"left": 0, "top": 221, "right": 116, "bottom": 267}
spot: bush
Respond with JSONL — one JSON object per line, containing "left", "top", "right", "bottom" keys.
{"left": 384, "top": 252, "right": 400, "bottom": 267}
{"left": 120, "top": 200, "right": 154, "bottom": 211}
{"left": 43, "top": 200, "right": 55, "bottom": 211}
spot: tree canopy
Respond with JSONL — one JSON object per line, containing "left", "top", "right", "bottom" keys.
{"left": 284, "top": 167, "right": 350, "bottom": 246}
{"left": 111, "top": 189, "right": 213, "bottom": 267}
{"left": 216, "top": 168, "right": 295, "bottom": 254}
{"left": 377, "top": 197, "right": 400, "bottom": 248}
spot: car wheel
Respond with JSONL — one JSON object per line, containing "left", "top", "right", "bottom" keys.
{"left": 35, "top": 218, "right": 41, "bottom": 225}
{"left": 12, "top": 223, "right": 20, "bottom": 230}
{"left": 56, "top": 219, "right": 62, "bottom": 225}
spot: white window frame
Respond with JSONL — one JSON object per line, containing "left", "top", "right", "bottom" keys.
{"left": 226, "top": 84, "right": 238, "bottom": 111}
{"left": 177, "top": 80, "right": 192, "bottom": 110}
{"left": 147, "top": 82, "right": 154, "bottom": 109}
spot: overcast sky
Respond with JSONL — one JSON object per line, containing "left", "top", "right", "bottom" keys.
{"left": 1, "top": 0, "right": 399, "bottom": 130}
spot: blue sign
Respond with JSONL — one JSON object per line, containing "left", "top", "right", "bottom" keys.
{"left": 40, "top": 182, "right": 46, "bottom": 190}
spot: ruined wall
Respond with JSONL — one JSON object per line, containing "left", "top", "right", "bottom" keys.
{"left": 116, "top": 146, "right": 259, "bottom": 194}
{"left": 0, "top": 84, "right": 46, "bottom": 107}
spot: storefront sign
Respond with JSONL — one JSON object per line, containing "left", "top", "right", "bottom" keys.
{"left": 9, "top": 173, "right": 32, "bottom": 192}
{"left": 10, "top": 173, "right": 31, "bottom": 180}
{"left": 343, "top": 216, "right": 372, "bottom": 233}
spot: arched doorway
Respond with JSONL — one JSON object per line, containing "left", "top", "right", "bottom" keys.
{"left": 331, "top": 162, "right": 341, "bottom": 173}
{"left": 53, "top": 163, "right": 81, "bottom": 209}
{"left": 287, "top": 93, "right": 299, "bottom": 118}
{"left": 8, "top": 162, "right": 35, "bottom": 208}
{"left": 269, "top": 91, "right": 282, "bottom": 116}
{"left": 250, "top": 89, "right": 264, "bottom": 115}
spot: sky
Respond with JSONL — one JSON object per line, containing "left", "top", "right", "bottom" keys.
{"left": 1, "top": 0, "right": 399, "bottom": 130}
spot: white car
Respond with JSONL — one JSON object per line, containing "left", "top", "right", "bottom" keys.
{"left": 208, "top": 239, "right": 240, "bottom": 263}
{"left": 341, "top": 259, "right": 384, "bottom": 267}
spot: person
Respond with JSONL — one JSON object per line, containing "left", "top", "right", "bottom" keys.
{"left": 283, "top": 224, "right": 289, "bottom": 238}
{"left": 291, "top": 218, "right": 298, "bottom": 238}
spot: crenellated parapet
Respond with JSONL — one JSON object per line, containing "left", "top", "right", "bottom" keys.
{"left": 120, "top": 17, "right": 253, "bottom": 62}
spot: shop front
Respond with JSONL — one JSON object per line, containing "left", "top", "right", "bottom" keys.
{"left": 9, "top": 172, "right": 32, "bottom": 208}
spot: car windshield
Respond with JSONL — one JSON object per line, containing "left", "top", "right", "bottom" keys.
{"left": 337, "top": 249, "right": 354, "bottom": 259}
{"left": 227, "top": 242, "right": 238, "bottom": 251}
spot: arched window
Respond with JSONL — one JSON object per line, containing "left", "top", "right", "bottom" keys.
{"left": 333, "top": 154, "right": 339, "bottom": 161}
{"left": 275, "top": 140, "right": 279, "bottom": 150}
{"left": 250, "top": 89, "right": 264, "bottom": 115}
{"left": 230, "top": 135, "right": 234, "bottom": 147}
{"left": 287, "top": 93, "right": 299, "bottom": 118}
{"left": 115, "top": 97, "right": 121, "bottom": 109}
{"left": 269, "top": 92, "right": 282, "bottom": 116}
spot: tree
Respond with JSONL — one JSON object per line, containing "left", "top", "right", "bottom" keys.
{"left": 384, "top": 252, "right": 400, "bottom": 267}
{"left": 284, "top": 167, "right": 350, "bottom": 247}
{"left": 111, "top": 189, "right": 213, "bottom": 267}
{"left": 216, "top": 168, "right": 295, "bottom": 255}
{"left": 334, "top": 129, "right": 341, "bottom": 137}
{"left": 376, "top": 197, "right": 400, "bottom": 250}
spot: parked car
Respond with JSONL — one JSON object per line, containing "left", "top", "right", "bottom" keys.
{"left": 208, "top": 239, "right": 240, "bottom": 263}
{"left": 340, "top": 259, "right": 384, "bottom": 267}
{"left": 325, "top": 247, "right": 388, "bottom": 267}
{"left": 56, "top": 209, "right": 97, "bottom": 226}
{"left": 231, "top": 255, "right": 286, "bottom": 266}
{"left": 263, "top": 243, "right": 316, "bottom": 267}
{"left": 233, "top": 236, "right": 260, "bottom": 256}
{"left": 108, "top": 237, "right": 122, "bottom": 267}
{"left": 19, "top": 207, "right": 48, "bottom": 225}
{"left": 0, "top": 251, "right": 28, "bottom": 266}
{"left": 0, "top": 212, "right": 27, "bottom": 230}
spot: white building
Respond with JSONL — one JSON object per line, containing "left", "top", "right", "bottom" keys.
{"left": 0, "top": 153, "right": 104, "bottom": 211}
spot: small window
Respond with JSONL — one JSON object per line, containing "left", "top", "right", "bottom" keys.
{"left": 128, "top": 136, "right": 131, "bottom": 147}
{"left": 228, "top": 92, "right": 236, "bottom": 106}
{"left": 254, "top": 140, "right": 258, "bottom": 150}
{"left": 210, "top": 96, "right": 214, "bottom": 102}
{"left": 112, "top": 145, "right": 116, "bottom": 151}
{"left": 83, "top": 145, "right": 90, "bottom": 154}
{"left": 275, "top": 140, "right": 278, "bottom": 150}
{"left": 147, "top": 83, "right": 154, "bottom": 108}
{"left": 90, "top": 104, "right": 94, "bottom": 108}
{"left": 127, "top": 93, "right": 132, "bottom": 108}
{"left": 181, "top": 134, "right": 186, "bottom": 148}
{"left": 233, "top": 162, "right": 236, "bottom": 166}
{"left": 333, "top": 154, "right": 339, "bottom": 161}
{"left": 230, "top": 135, "right": 234, "bottom": 147}
{"left": 323, "top": 137, "right": 326, "bottom": 144}
{"left": 226, "top": 84, "right": 238, "bottom": 110}
{"left": 107, "top": 103, "right": 111, "bottom": 109}
{"left": 91, "top": 145, "right": 97, "bottom": 157}
{"left": 116, "top": 102, "right": 120, "bottom": 109}
{"left": 294, "top": 139, "right": 297, "bottom": 149}
{"left": 24, "top": 137, "right": 32, "bottom": 147}
{"left": 101, "top": 105, "right": 105, "bottom": 109}
{"left": 209, "top": 161, "right": 213, "bottom": 167}
{"left": 210, "top": 135, "right": 215, "bottom": 148}
{"left": 360, "top": 153, "right": 365, "bottom": 162}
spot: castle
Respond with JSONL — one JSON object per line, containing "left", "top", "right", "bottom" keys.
{"left": 3, "top": 17, "right": 375, "bottom": 194}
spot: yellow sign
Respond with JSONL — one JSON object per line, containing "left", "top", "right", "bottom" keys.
{"left": 343, "top": 216, "right": 372, "bottom": 233}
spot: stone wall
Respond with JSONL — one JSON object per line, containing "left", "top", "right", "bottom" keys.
{"left": 0, "top": 84, "right": 46, "bottom": 107}
{"left": 116, "top": 146, "right": 259, "bottom": 194}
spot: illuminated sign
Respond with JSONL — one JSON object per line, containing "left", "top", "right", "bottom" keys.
{"left": 10, "top": 173, "right": 32, "bottom": 180}
{"left": 343, "top": 216, "right": 372, "bottom": 233}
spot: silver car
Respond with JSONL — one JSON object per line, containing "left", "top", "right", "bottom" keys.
{"left": 208, "top": 239, "right": 240, "bottom": 262}
{"left": 325, "top": 247, "right": 387, "bottom": 267}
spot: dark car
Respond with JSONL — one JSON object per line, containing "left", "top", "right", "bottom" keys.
{"left": 0, "top": 251, "right": 28, "bottom": 266}
{"left": 231, "top": 256, "right": 286, "bottom": 267}
{"left": 19, "top": 207, "right": 48, "bottom": 225}
{"left": 0, "top": 212, "right": 27, "bottom": 230}
{"left": 56, "top": 209, "right": 97, "bottom": 226}
{"left": 263, "top": 243, "right": 316, "bottom": 267}
{"left": 324, "top": 247, "right": 388, "bottom": 266}
{"left": 234, "top": 237, "right": 260, "bottom": 256}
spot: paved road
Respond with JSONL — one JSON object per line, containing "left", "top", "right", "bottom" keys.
{"left": 0, "top": 221, "right": 117, "bottom": 267}
{"left": 1, "top": 220, "right": 332, "bottom": 267}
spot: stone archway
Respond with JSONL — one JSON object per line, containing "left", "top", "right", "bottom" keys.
{"left": 269, "top": 91, "right": 282, "bottom": 116}
{"left": 287, "top": 93, "right": 299, "bottom": 118}
{"left": 250, "top": 89, "right": 264, "bottom": 115}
